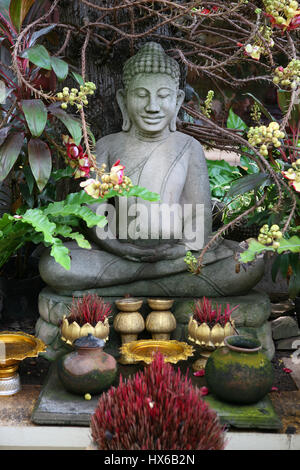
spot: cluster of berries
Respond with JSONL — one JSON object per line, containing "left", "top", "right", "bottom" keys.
{"left": 247, "top": 122, "right": 285, "bottom": 156}
{"left": 273, "top": 60, "right": 300, "bottom": 90}
{"left": 257, "top": 224, "right": 283, "bottom": 249}
{"left": 80, "top": 160, "right": 133, "bottom": 199}
{"left": 263, "top": 0, "right": 300, "bottom": 30}
{"left": 282, "top": 159, "right": 300, "bottom": 192}
{"left": 56, "top": 82, "right": 96, "bottom": 110}
{"left": 200, "top": 90, "right": 214, "bottom": 118}
{"left": 184, "top": 251, "right": 198, "bottom": 272}
{"left": 242, "top": 26, "right": 274, "bottom": 61}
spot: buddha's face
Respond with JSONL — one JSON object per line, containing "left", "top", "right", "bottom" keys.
{"left": 124, "top": 73, "right": 182, "bottom": 134}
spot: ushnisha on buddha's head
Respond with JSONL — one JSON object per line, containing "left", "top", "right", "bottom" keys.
{"left": 116, "top": 42, "right": 185, "bottom": 136}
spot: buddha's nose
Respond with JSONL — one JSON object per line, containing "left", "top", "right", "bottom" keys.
{"left": 145, "top": 95, "right": 160, "bottom": 113}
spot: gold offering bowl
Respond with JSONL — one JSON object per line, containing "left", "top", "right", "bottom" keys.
{"left": 147, "top": 298, "right": 174, "bottom": 310}
{"left": 0, "top": 331, "right": 46, "bottom": 395}
{"left": 115, "top": 298, "right": 143, "bottom": 312}
{"left": 187, "top": 318, "right": 236, "bottom": 370}
{"left": 120, "top": 339, "right": 194, "bottom": 365}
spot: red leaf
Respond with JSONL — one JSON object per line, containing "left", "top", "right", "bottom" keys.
{"left": 28, "top": 138, "right": 52, "bottom": 191}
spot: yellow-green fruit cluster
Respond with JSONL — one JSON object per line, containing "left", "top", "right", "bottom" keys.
{"left": 184, "top": 251, "right": 198, "bottom": 271}
{"left": 263, "top": 0, "right": 299, "bottom": 24}
{"left": 201, "top": 90, "right": 214, "bottom": 118}
{"left": 100, "top": 174, "right": 133, "bottom": 195}
{"left": 273, "top": 60, "right": 300, "bottom": 90}
{"left": 247, "top": 122, "right": 285, "bottom": 156}
{"left": 57, "top": 82, "right": 96, "bottom": 110}
{"left": 258, "top": 224, "right": 283, "bottom": 249}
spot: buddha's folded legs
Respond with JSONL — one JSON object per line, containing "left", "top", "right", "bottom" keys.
{"left": 39, "top": 241, "right": 265, "bottom": 298}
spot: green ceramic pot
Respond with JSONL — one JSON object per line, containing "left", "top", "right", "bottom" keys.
{"left": 57, "top": 334, "right": 117, "bottom": 395}
{"left": 205, "top": 335, "right": 274, "bottom": 404}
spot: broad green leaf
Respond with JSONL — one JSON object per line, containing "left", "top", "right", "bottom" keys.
{"left": 288, "top": 261, "right": 300, "bottom": 299}
{"left": 0, "top": 0, "right": 10, "bottom": 21}
{"left": 227, "top": 108, "right": 248, "bottom": 132}
{"left": 50, "top": 243, "right": 71, "bottom": 270}
{"left": 23, "top": 165, "right": 35, "bottom": 195}
{"left": 244, "top": 93, "right": 275, "bottom": 122}
{"left": 0, "top": 132, "right": 24, "bottom": 181}
{"left": 43, "top": 200, "right": 107, "bottom": 228}
{"left": 50, "top": 56, "right": 69, "bottom": 81}
{"left": 271, "top": 253, "right": 290, "bottom": 282}
{"left": 21, "top": 208, "right": 56, "bottom": 243}
{"left": 51, "top": 166, "right": 74, "bottom": 181}
{"left": 29, "top": 24, "right": 56, "bottom": 47}
{"left": 239, "top": 239, "right": 275, "bottom": 263}
{"left": 20, "top": 45, "right": 51, "bottom": 70}
{"left": 226, "top": 173, "right": 269, "bottom": 198}
{"left": 9, "top": 0, "right": 35, "bottom": 32}
{"left": 277, "top": 236, "right": 300, "bottom": 254}
{"left": 277, "top": 89, "right": 300, "bottom": 128}
{"left": 28, "top": 138, "right": 52, "bottom": 191}
{"left": 0, "top": 126, "right": 10, "bottom": 146}
{"left": 71, "top": 71, "right": 84, "bottom": 86}
{"left": 48, "top": 104, "right": 82, "bottom": 145}
{"left": 22, "top": 99, "right": 47, "bottom": 137}
{"left": 54, "top": 225, "right": 91, "bottom": 249}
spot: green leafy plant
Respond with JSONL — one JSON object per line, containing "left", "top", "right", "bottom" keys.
{"left": 0, "top": 185, "right": 160, "bottom": 271}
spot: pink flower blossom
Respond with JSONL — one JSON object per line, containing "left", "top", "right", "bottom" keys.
{"left": 193, "top": 369, "right": 205, "bottom": 377}
{"left": 283, "top": 367, "right": 292, "bottom": 374}
{"left": 110, "top": 160, "right": 125, "bottom": 185}
{"left": 66, "top": 143, "right": 84, "bottom": 160}
{"left": 271, "top": 386, "right": 279, "bottom": 392}
{"left": 199, "top": 386, "right": 209, "bottom": 396}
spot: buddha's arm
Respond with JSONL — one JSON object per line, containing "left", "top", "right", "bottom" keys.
{"left": 180, "top": 139, "right": 212, "bottom": 252}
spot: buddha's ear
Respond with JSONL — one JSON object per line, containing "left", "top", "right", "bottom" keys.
{"left": 170, "top": 89, "right": 185, "bottom": 132}
{"left": 116, "top": 89, "right": 131, "bottom": 132}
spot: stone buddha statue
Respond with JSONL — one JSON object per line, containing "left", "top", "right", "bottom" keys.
{"left": 39, "top": 42, "right": 264, "bottom": 298}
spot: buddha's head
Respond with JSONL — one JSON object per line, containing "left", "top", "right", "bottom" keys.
{"left": 117, "top": 42, "right": 185, "bottom": 135}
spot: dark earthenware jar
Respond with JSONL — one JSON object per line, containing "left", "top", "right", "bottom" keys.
{"left": 205, "top": 335, "right": 274, "bottom": 405}
{"left": 57, "top": 334, "right": 117, "bottom": 395}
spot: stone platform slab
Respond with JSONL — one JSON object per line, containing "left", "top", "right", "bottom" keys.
{"left": 32, "top": 359, "right": 280, "bottom": 430}
{"left": 36, "top": 288, "right": 275, "bottom": 361}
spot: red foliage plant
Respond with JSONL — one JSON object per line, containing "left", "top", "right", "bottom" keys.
{"left": 90, "top": 353, "right": 226, "bottom": 450}
{"left": 192, "top": 297, "right": 239, "bottom": 328}
{"left": 67, "top": 294, "right": 111, "bottom": 327}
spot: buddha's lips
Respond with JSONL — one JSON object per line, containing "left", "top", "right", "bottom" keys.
{"left": 141, "top": 116, "right": 165, "bottom": 123}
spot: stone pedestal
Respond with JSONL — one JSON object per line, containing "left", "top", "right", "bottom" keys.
{"left": 36, "top": 287, "right": 274, "bottom": 361}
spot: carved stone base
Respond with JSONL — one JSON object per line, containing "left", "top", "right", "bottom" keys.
{"left": 36, "top": 287, "right": 274, "bottom": 361}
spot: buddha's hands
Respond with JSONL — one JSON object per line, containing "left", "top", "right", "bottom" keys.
{"left": 139, "top": 243, "right": 187, "bottom": 262}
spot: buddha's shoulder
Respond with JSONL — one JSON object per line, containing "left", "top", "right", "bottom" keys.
{"left": 173, "top": 131, "right": 204, "bottom": 150}
{"left": 96, "top": 131, "right": 125, "bottom": 151}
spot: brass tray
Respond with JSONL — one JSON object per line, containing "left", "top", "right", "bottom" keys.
{"left": 0, "top": 331, "right": 46, "bottom": 395}
{"left": 120, "top": 339, "right": 194, "bottom": 364}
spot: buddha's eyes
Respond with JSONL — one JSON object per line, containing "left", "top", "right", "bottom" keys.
{"left": 135, "top": 90, "right": 148, "bottom": 98}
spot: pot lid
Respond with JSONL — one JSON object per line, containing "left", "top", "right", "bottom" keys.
{"left": 73, "top": 333, "right": 105, "bottom": 349}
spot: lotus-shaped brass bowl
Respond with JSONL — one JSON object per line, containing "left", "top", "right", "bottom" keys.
{"left": 188, "top": 318, "right": 235, "bottom": 349}
{"left": 120, "top": 339, "right": 194, "bottom": 365}
{"left": 147, "top": 298, "right": 174, "bottom": 310}
{"left": 0, "top": 331, "right": 46, "bottom": 395}
{"left": 61, "top": 316, "right": 110, "bottom": 345}
{"left": 187, "top": 318, "right": 236, "bottom": 370}
{"left": 115, "top": 298, "right": 143, "bottom": 312}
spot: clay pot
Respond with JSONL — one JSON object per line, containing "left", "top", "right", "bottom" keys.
{"left": 205, "top": 335, "right": 274, "bottom": 404}
{"left": 57, "top": 334, "right": 117, "bottom": 395}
